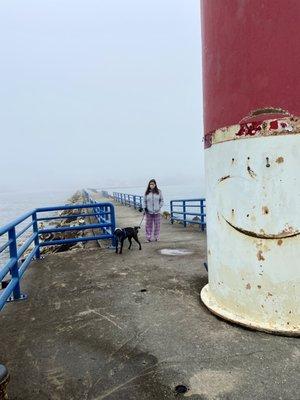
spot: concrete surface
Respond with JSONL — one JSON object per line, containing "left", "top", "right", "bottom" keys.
{"left": 0, "top": 197, "right": 299, "bottom": 400}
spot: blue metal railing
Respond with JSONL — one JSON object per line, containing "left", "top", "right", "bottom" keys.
{"left": 113, "top": 192, "right": 144, "bottom": 210}
{"left": 170, "top": 198, "right": 206, "bottom": 231}
{"left": 0, "top": 201, "right": 115, "bottom": 311}
{"left": 83, "top": 190, "right": 116, "bottom": 239}
{"left": 111, "top": 191, "right": 206, "bottom": 230}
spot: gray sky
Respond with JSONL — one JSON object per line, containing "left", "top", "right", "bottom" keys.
{"left": 0, "top": 0, "right": 203, "bottom": 192}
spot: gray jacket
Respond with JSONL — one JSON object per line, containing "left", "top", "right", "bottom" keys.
{"left": 143, "top": 190, "right": 164, "bottom": 214}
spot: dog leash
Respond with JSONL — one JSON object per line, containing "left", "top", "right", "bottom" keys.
{"left": 138, "top": 213, "right": 145, "bottom": 228}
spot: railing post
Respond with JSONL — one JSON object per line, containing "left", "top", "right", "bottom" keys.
{"left": 8, "top": 227, "right": 21, "bottom": 300}
{"left": 183, "top": 201, "right": 186, "bottom": 227}
{"left": 32, "top": 212, "right": 41, "bottom": 259}
{"left": 133, "top": 195, "right": 137, "bottom": 209}
{"left": 110, "top": 204, "right": 116, "bottom": 246}
{"left": 170, "top": 201, "right": 174, "bottom": 224}
{"left": 200, "top": 200, "right": 205, "bottom": 231}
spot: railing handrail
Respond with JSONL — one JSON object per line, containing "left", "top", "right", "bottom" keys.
{"left": 170, "top": 198, "right": 206, "bottom": 231}
{"left": 36, "top": 202, "right": 114, "bottom": 212}
{"left": 0, "top": 210, "right": 35, "bottom": 236}
{"left": 112, "top": 192, "right": 144, "bottom": 210}
{"left": 170, "top": 198, "right": 206, "bottom": 203}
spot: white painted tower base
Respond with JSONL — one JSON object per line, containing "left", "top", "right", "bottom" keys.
{"left": 201, "top": 118, "right": 300, "bottom": 336}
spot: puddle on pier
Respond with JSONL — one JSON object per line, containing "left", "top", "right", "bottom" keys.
{"left": 160, "top": 249, "right": 193, "bottom": 256}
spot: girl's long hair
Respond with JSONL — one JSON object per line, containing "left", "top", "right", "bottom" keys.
{"left": 145, "top": 179, "right": 159, "bottom": 195}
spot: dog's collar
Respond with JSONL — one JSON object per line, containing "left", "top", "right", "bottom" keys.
{"left": 114, "top": 228, "right": 126, "bottom": 235}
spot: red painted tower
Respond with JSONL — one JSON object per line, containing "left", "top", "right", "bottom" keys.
{"left": 200, "top": 0, "right": 300, "bottom": 335}
{"left": 201, "top": 0, "right": 300, "bottom": 137}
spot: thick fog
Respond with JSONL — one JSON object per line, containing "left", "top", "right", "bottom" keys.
{"left": 0, "top": 0, "right": 203, "bottom": 193}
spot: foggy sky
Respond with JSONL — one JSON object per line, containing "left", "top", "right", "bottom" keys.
{"left": 0, "top": 0, "right": 203, "bottom": 193}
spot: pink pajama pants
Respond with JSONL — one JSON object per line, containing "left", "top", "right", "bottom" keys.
{"left": 145, "top": 213, "right": 161, "bottom": 241}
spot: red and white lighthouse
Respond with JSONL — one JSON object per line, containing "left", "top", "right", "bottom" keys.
{"left": 200, "top": 0, "right": 300, "bottom": 335}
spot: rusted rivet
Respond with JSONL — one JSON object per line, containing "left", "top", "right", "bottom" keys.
{"left": 262, "top": 206, "right": 269, "bottom": 215}
{"left": 257, "top": 251, "right": 265, "bottom": 261}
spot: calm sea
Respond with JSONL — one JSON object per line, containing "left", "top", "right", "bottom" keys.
{"left": 0, "top": 189, "right": 74, "bottom": 264}
{"left": 0, "top": 189, "right": 75, "bottom": 227}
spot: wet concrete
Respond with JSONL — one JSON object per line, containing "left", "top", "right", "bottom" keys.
{"left": 0, "top": 197, "right": 299, "bottom": 400}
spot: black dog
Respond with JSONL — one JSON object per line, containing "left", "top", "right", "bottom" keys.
{"left": 114, "top": 227, "right": 142, "bottom": 254}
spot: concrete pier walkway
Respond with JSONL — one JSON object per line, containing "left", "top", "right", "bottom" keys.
{"left": 0, "top": 197, "right": 299, "bottom": 399}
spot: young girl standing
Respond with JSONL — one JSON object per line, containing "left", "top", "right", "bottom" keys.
{"left": 143, "top": 179, "right": 164, "bottom": 242}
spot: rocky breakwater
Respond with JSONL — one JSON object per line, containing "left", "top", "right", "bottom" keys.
{"left": 39, "top": 191, "right": 99, "bottom": 256}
